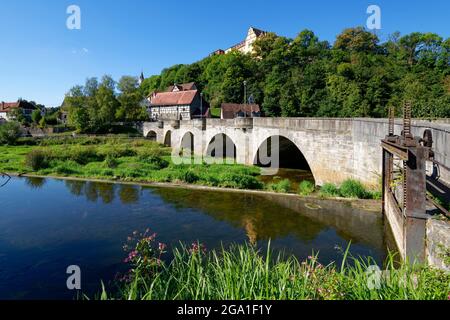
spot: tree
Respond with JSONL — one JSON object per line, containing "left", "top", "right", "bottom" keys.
{"left": 64, "top": 85, "right": 89, "bottom": 132}
{"left": 117, "top": 76, "right": 146, "bottom": 121}
{"left": 0, "top": 122, "right": 21, "bottom": 145}
{"left": 334, "top": 27, "right": 379, "bottom": 53}
{"left": 90, "top": 75, "right": 119, "bottom": 132}
{"left": 31, "top": 109, "right": 42, "bottom": 124}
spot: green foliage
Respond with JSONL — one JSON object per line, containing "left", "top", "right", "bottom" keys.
{"left": 105, "top": 241, "right": 450, "bottom": 300}
{"left": 319, "top": 180, "right": 380, "bottom": 200}
{"left": 0, "top": 122, "right": 21, "bottom": 145}
{"left": 104, "top": 155, "right": 119, "bottom": 169}
{"left": 268, "top": 179, "right": 292, "bottom": 193}
{"left": 25, "top": 150, "right": 49, "bottom": 170}
{"left": 138, "top": 27, "right": 449, "bottom": 119}
{"left": 67, "top": 147, "right": 103, "bottom": 165}
{"left": 339, "top": 179, "right": 370, "bottom": 199}
{"left": 298, "top": 180, "right": 315, "bottom": 196}
{"left": 320, "top": 183, "right": 341, "bottom": 198}
{"left": 31, "top": 109, "right": 42, "bottom": 124}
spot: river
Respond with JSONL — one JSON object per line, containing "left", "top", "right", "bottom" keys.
{"left": 0, "top": 176, "right": 391, "bottom": 300}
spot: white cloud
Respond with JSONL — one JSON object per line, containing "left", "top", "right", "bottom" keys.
{"left": 71, "top": 48, "right": 90, "bottom": 55}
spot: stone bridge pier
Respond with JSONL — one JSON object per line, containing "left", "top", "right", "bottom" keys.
{"left": 143, "top": 118, "right": 450, "bottom": 188}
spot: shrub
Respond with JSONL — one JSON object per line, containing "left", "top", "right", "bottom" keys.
{"left": 68, "top": 147, "right": 103, "bottom": 165}
{"left": 54, "top": 163, "right": 76, "bottom": 175}
{"left": 320, "top": 183, "right": 341, "bottom": 197}
{"left": 218, "top": 173, "right": 263, "bottom": 190}
{"left": 137, "top": 148, "right": 164, "bottom": 160}
{"left": 25, "top": 150, "right": 48, "bottom": 170}
{"left": 141, "top": 155, "right": 169, "bottom": 170}
{"left": 180, "top": 170, "right": 199, "bottom": 184}
{"left": 0, "top": 122, "right": 21, "bottom": 145}
{"left": 268, "top": 179, "right": 292, "bottom": 193}
{"left": 298, "top": 180, "right": 315, "bottom": 196}
{"left": 103, "top": 147, "right": 137, "bottom": 158}
{"left": 339, "top": 179, "right": 369, "bottom": 199}
{"left": 104, "top": 155, "right": 119, "bottom": 169}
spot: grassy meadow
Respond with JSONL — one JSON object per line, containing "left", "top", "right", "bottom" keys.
{"left": 0, "top": 136, "right": 383, "bottom": 198}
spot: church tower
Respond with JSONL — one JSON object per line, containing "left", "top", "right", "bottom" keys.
{"left": 139, "top": 72, "right": 145, "bottom": 86}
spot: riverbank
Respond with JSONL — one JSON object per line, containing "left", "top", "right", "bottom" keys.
{"left": 0, "top": 136, "right": 381, "bottom": 201}
{"left": 103, "top": 240, "right": 450, "bottom": 300}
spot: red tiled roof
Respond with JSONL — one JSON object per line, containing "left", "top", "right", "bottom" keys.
{"left": 1, "top": 101, "right": 37, "bottom": 113}
{"left": 221, "top": 103, "right": 261, "bottom": 119}
{"left": 0, "top": 102, "right": 20, "bottom": 112}
{"left": 167, "top": 82, "right": 197, "bottom": 92}
{"left": 150, "top": 90, "right": 198, "bottom": 106}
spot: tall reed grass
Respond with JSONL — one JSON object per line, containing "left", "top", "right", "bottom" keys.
{"left": 101, "top": 243, "right": 450, "bottom": 300}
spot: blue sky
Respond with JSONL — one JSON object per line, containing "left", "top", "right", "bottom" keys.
{"left": 0, "top": 0, "right": 449, "bottom": 107}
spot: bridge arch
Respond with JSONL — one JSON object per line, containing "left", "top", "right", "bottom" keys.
{"left": 164, "top": 131, "right": 172, "bottom": 147}
{"left": 205, "top": 133, "right": 237, "bottom": 160}
{"left": 180, "top": 132, "right": 195, "bottom": 156}
{"left": 253, "top": 134, "right": 316, "bottom": 184}
{"left": 146, "top": 130, "right": 157, "bottom": 141}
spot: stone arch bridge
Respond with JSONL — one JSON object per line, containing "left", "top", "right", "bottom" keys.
{"left": 143, "top": 118, "right": 450, "bottom": 187}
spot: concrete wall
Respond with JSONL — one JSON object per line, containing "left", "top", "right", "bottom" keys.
{"left": 426, "top": 219, "right": 450, "bottom": 271}
{"left": 143, "top": 118, "right": 450, "bottom": 187}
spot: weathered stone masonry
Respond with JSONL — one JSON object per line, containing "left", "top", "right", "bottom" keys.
{"left": 143, "top": 118, "right": 450, "bottom": 188}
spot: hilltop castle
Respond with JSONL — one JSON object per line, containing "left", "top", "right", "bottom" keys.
{"left": 212, "top": 27, "right": 268, "bottom": 56}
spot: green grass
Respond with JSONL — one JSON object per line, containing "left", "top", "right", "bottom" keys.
{"left": 319, "top": 180, "right": 381, "bottom": 200}
{"left": 101, "top": 243, "right": 450, "bottom": 300}
{"left": 267, "top": 179, "right": 291, "bottom": 193}
{"left": 298, "top": 180, "right": 315, "bottom": 196}
{"left": 1, "top": 137, "right": 382, "bottom": 199}
{"left": 0, "top": 137, "right": 263, "bottom": 191}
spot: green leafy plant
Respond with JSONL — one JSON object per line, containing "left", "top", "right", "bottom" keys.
{"left": 320, "top": 183, "right": 341, "bottom": 197}
{"left": 299, "top": 180, "right": 315, "bottom": 196}
{"left": 268, "top": 179, "right": 292, "bottom": 193}
{"left": 25, "top": 150, "right": 49, "bottom": 170}
{"left": 339, "top": 179, "right": 370, "bottom": 199}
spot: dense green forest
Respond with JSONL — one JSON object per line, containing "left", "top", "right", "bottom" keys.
{"left": 63, "top": 27, "right": 449, "bottom": 132}
{"left": 141, "top": 27, "right": 450, "bottom": 118}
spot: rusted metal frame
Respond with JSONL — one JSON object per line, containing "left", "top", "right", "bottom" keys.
{"left": 381, "top": 140, "right": 409, "bottom": 161}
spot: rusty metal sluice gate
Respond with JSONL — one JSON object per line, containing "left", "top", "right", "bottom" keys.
{"left": 381, "top": 103, "right": 449, "bottom": 262}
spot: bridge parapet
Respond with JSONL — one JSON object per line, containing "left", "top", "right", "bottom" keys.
{"left": 234, "top": 117, "right": 254, "bottom": 130}
{"left": 253, "top": 117, "right": 353, "bottom": 133}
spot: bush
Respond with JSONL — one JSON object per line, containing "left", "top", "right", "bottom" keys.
{"left": 339, "top": 179, "right": 369, "bottom": 199}
{"left": 320, "top": 183, "right": 341, "bottom": 197}
{"left": 103, "top": 147, "right": 137, "bottom": 158}
{"left": 298, "top": 180, "right": 315, "bottom": 196}
{"left": 68, "top": 147, "right": 103, "bottom": 165}
{"left": 25, "top": 150, "right": 48, "bottom": 170}
{"left": 55, "top": 163, "right": 76, "bottom": 175}
{"left": 141, "top": 155, "right": 169, "bottom": 170}
{"left": 218, "top": 173, "right": 263, "bottom": 190}
{"left": 180, "top": 170, "right": 199, "bottom": 184}
{"left": 104, "top": 155, "right": 119, "bottom": 169}
{"left": 0, "top": 122, "right": 21, "bottom": 145}
{"left": 268, "top": 179, "right": 292, "bottom": 193}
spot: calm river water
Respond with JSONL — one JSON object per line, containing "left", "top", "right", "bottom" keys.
{"left": 0, "top": 176, "right": 390, "bottom": 300}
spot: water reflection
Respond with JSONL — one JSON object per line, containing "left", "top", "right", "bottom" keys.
{"left": 0, "top": 177, "right": 389, "bottom": 299}
{"left": 63, "top": 180, "right": 140, "bottom": 204}
{"left": 152, "top": 187, "right": 385, "bottom": 250}
{"left": 25, "top": 177, "right": 46, "bottom": 189}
